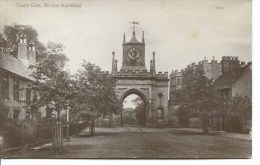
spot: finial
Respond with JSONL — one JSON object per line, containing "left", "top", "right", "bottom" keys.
{"left": 129, "top": 21, "right": 139, "bottom": 35}
{"left": 123, "top": 32, "right": 126, "bottom": 44}
{"left": 153, "top": 51, "right": 155, "bottom": 56}
{"left": 112, "top": 51, "right": 115, "bottom": 56}
{"left": 142, "top": 31, "right": 145, "bottom": 43}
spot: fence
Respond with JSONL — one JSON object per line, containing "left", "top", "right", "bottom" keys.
{"left": 52, "top": 122, "right": 63, "bottom": 152}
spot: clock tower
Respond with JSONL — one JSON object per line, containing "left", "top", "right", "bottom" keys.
{"left": 111, "top": 22, "right": 169, "bottom": 128}
{"left": 120, "top": 28, "right": 147, "bottom": 72}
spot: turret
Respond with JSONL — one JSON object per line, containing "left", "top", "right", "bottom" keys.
{"left": 150, "top": 51, "right": 156, "bottom": 74}
{"left": 142, "top": 31, "right": 145, "bottom": 44}
{"left": 123, "top": 32, "right": 126, "bottom": 44}
{"left": 112, "top": 51, "right": 117, "bottom": 74}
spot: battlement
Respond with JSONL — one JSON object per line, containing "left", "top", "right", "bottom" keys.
{"left": 222, "top": 56, "right": 239, "bottom": 61}
{"left": 112, "top": 69, "right": 169, "bottom": 79}
{"left": 156, "top": 71, "right": 168, "bottom": 77}
{"left": 170, "top": 70, "right": 182, "bottom": 78}
{"left": 182, "top": 57, "right": 221, "bottom": 71}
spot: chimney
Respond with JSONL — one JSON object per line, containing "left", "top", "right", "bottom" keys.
{"left": 17, "top": 33, "right": 29, "bottom": 68}
{"left": 28, "top": 42, "right": 36, "bottom": 67}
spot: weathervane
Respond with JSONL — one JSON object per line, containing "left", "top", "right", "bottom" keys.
{"left": 129, "top": 21, "right": 139, "bottom": 33}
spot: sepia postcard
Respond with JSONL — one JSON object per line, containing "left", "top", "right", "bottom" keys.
{"left": 0, "top": 0, "right": 259, "bottom": 164}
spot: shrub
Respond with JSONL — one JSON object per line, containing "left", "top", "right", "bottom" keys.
{"left": 2, "top": 118, "right": 53, "bottom": 147}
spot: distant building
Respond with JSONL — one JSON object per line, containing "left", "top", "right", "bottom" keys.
{"left": 169, "top": 56, "right": 249, "bottom": 105}
{"left": 168, "top": 56, "right": 251, "bottom": 129}
{"left": 213, "top": 62, "right": 252, "bottom": 99}
{"left": 169, "top": 56, "right": 222, "bottom": 108}
{"left": 0, "top": 34, "right": 36, "bottom": 120}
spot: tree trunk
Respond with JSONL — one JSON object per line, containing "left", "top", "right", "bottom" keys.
{"left": 90, "top": 119, "right": 95, "bottom": 136}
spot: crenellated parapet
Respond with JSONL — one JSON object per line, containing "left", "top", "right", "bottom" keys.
{"left": 112, "top": 69, "right": 168, "bottom": 80}
{"left": 221, "top": 56, "right": 245, "bottom": 73}
{"left": 156, "top": 71, "right": 168, "bottom": 77}
{"left": 170, "top": 70, "right": 182, "bottom": 78}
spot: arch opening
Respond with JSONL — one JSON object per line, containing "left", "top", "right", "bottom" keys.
{"left": 118, "top": 89, "right": 148, "bottom": 127}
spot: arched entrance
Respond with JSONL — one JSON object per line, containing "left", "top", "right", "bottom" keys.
{"left": 111, "top": 26, "right": 169, "bottom": 127}
{"left": 120, "top": 89, "right": 149, "bottom": 127}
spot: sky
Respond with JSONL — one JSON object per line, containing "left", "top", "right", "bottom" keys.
{"left": 0, "top": 0, "right": 252, "bottom": 108}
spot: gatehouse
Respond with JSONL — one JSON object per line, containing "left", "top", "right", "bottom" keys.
{"left": 111, "top": 24, "right": 169, "bottom": 127}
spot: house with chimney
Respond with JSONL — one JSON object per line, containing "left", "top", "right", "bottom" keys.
{"left": 0, "top": 34, "right": 37, "bottom": 120}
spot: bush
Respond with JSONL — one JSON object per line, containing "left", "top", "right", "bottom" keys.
{"left": 2, "top": 118, "right": 53, "bottom": 147}
{"left": 69, "top": 121, "right": 89, "bottom": 135}
{"left": 2, "top": 120, "right": 24, "bottom": 147}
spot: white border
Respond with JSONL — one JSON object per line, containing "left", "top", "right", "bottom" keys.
{"left": 1, "top": 0, "right": 259, "bottom": 165}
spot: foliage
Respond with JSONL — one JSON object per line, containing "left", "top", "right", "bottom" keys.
{"left": 1, "top": 118, "right": 53, "bottom": 147}
{"left": 173, "top": 68, "right": 224, "bottom": 128}
{"left": 0, "top": 24, "right": 46, "bottom": 61}
{"left": 69, "top": 61, "right": 122, "bottom": 134}
{"left": 229, "top": 95, "right": 252, "bottom": 132}
{"left": 27, "top": 42, "right": 71, "bottom": 120}
{"left": 174, "top": 106, "right": 189, "bottom": 127}
{"left": 132, "top": 97, "right": 146, "bottom": 125}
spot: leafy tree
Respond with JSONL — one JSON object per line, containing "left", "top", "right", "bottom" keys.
{"left": 132, "top": 97, "right": 146, "bottom": 125}
{"left": 173, "top": 68, "right": 224, "bottom": 133}
{"left": 70, "top": 61, "right": 122, "bottom": 135}
{"left": 229, "top": 95, "right": 252, "bottom": 133}
{"left": 0, "top": 24, "right": 46, "bottom": 61}
{"left": 28, "top": 42, "right": 71, "bottom": 121}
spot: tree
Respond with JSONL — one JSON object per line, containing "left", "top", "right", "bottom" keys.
{"left": 28, "top": 42, "right": 71, "bottom": 121}
{"left": 70, "top": 61, "right": 122, "bottom": 135}
{"left": 0, "top": 24, "right": 46, "bottom": 61}
{"left": 173, "top": 68, "right": 224, "bottom": 133}
{"left": 229, "top": 95, "right": 252, "bottom": 133}
{"left": 132, "top": 97, "right": 146, "bottom": 125}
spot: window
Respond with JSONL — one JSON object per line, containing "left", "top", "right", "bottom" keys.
{"left": 2, "top": 74, "right": 9, "bottom": 98}
{"left": 13, "top": 80, "right": 19, "bottom": 100}
{"left": 26, "top": 88, "right": 31, "bottom": 102}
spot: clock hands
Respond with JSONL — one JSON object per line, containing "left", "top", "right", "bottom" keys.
{"left": 128, "top": 48, "right": 140, "bottom": 60}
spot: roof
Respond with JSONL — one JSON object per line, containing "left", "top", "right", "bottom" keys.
{"left": 213, "top": 65, "right": 249, "bottom": 90}
{"left": 127, "top": 32, "right": 141, "bottom": 43}
{"left": 0, "top": 52, "right": 34, "bottom": 80}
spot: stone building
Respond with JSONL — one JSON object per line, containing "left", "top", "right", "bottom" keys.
{"left": 168, "top": 56, "right": 251, "bottom": 128}
{"left": 169, "top": 57, "right": 222, "bottom": 110}
{"left": 0, "top": 34, "right": 36, "bottom": 120}
{"left": 213, "top": 57, "right": 251, "bottom": 99}
{"left": 112, "top": 28, "right": 169, "bottom": 127}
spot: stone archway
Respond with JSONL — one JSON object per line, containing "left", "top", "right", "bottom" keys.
{"left": 111, "top": 27, "right": 169, "bottom": 127}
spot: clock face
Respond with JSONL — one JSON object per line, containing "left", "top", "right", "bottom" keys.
{"left": 127, "top": 47, "right": 140, "bottom": 61}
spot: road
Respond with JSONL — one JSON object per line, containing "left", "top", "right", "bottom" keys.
{"left": 3, "top": 127, "right": 251, "bottom": 159}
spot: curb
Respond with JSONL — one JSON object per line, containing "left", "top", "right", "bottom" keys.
{"left": 0, "top": 140, "right": 52, "bottom": 156}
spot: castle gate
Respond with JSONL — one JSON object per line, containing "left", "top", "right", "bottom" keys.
{"left": 111, "top": 24, "right": 169, "bottom": 127}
